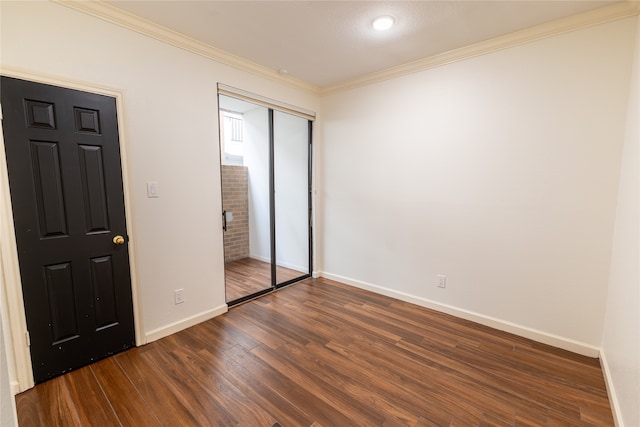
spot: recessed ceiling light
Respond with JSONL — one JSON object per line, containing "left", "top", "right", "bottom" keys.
{"left": 372, "top": 15, "right": 395, "bottom": 31}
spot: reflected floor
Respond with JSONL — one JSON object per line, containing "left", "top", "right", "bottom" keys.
{"left": 225, "top": 257, "right": 305, "bottom": 303}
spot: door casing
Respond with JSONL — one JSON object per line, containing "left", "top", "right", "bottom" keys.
{"left": 0, "top": 67, "right": 144, "bottom": 393}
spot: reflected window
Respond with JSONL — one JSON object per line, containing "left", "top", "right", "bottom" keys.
{"left": 220, "top": 111, "right": 244, "bottom": 166}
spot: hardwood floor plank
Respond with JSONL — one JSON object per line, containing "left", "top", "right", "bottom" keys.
{"left": 303, "top": 297, "right": 404, "bottom": 343}
{"left": 62, "top": 366, "right": 121, "bottom": 426}
{"left": 90, "top": 356, "right": 161, "bottom": 426}
{"left": 16, "top": 278, "right": 614, "bottom": 427}
{"left": 223, "top": 306, "right": 287, "bottom": 350}
{"left": 251, "top": 343, "right": 391, "bottom": 426}
{"left": 115, "top": 345, "right": 236, "bottom": 426}
{"left": 166, "top": 323, "right": 316, "bottom": 426}
{"left": 299, "top": 341, "right": 455, "bottom": 424}
{"left": 399, "top": 342, "right": 578, "bottom": 421}
{"left": 225, "top": 257, "right": 306, "bottom": 302}
{"left": 357, "top": 302, "right": 461, "bottom": 347}
{"left": 158, "top": 334, "right": 279, "bottom": 426}
{"left": 221, "top": 343, "right": 358, "bottom": 426}
{"left": 415, "top": 413, "right": 454, "bottom": 427}
{"left": 511, "top": 345, "right": 608, "bottom": 388}
{"left": 580, "top": 403, "right": 618, "bottom": 427}
{"left": 329, "top": 338, "right": 486, "bottom": 423}
{"left": 449, "top": 341, "right": 607, "bottom": 419}
{"left": 15, "top": 375, "right": 81, "bottom": 427}
{"left": 200, "top": 345, "right": 317, "bottom": 426}
{"left": 234, "top": 300, "right": 320, "bottom": 347}
{"left": 224, "top": 258, "right": 271, "bottom": 301}
{"left": 15, "top": 388, "right": 47, "bottom": 427}
{"left": 479, "top": 411, "right": 516, "bottom": 426}
{"left": 390, "top": 338, "right": 561, "bottom": 422}
{"left": 199, "top": 315, "right": 249, "bottom": 350}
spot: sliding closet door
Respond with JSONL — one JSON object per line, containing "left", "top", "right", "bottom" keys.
{"left": 219, "top": 90, "right": 312, "bottom": 305}
{"left": 273, "top": 111, "right": 311, "bottom": 286}
{"left": 219, "top": 95, "right": 273, "bottom": 303}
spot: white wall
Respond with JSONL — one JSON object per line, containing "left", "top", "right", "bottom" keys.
{"left": 601, "top": 12, "right": 640, "bottom": 427}
{"left": 319, "top": 16, "right": 637, "bottom": 352}
{"left": 0, "top": 0, "right": 318, "bottom": 376}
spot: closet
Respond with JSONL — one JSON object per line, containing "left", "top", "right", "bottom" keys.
{"left": 218, "top": 87, "right": 313, "bottom": 304}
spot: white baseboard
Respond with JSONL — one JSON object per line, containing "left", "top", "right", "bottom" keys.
{"left": 319, "top": 271, "right": 600, "bottom": 357}
{"left": 249, "top": 254, "right": 269, "bottom": 263}
{"left": 600, "top": 350, "right": 623, "bottom": 426}
{"left": 10, "top": 380, "right": 19, "bottom": 396}
{"left": 145, "top": 304, "right": 228, "bottom": 343}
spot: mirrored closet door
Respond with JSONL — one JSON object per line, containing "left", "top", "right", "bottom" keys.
{"left": 218, "top": 92, "right": 312, "bottom": 305}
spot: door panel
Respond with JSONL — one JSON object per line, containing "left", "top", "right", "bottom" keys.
{"left": 1, "top": 76, "right": 135, "bottom": 383}
{"left": 90, "top": 255, "right": 119, "bottom": 329}
{"left": 44, "top": 262, "right": 79, "bottom": 344}
{"left": 273, "top": 111, "right": 311, "bottom": 286}
{"left": 30, "top": 140, "right": 68, "bottom": 237}
{"left": 219, "top": 95, "right": 273, "bottom": 303}
{"left": 78, "top": 144, "right": 111, "bottom": 233}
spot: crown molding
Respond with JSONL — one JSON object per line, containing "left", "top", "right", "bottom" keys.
{"left": 52, "top": 0, "right": 322, "bottom": 95}
{"left": 52, "top": 0, "right": 638, "bottom": 97}
{"left": 321, "top": 0, "right": 640, "bottom": 95}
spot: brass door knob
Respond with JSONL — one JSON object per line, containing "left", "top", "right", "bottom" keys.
{"left": 113, "top": 235, "right": 125, "bottom": 245}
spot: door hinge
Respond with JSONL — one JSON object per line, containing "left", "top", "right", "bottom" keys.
{"left": 25, "top": 331, "right": 31, "bottom": 347}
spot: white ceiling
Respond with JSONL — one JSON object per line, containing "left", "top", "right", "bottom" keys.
{"left": 104, "top": 0, "right": 619, "bottom": 88}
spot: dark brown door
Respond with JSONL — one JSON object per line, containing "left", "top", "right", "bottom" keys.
{"left": 1, "top": 76, "right": 135, "bottom": 383}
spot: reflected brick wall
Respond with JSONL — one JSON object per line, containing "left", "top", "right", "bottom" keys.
{"left": 221, "top": 165, "right": 249, "bottom": 262}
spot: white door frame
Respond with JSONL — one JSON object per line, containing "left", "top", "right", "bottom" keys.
{"left": 0, "top": 67, "right": 145, "bottom": 393}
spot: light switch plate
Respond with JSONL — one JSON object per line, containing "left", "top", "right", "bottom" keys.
{"left": 147, "top": 182, "right": 159, "bottom": 198}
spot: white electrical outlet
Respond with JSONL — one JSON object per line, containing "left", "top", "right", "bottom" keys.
{"left": 174, "top": 288, "right": 184, "bottom": 304}
{"left": 436, "top": 275, "right": 447, "bottom": 288}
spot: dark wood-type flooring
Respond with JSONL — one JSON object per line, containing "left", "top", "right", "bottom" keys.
{"left": 225, "top": 257, "right": 305, "bottom": 302}
{"left": 16, "top": 278, "right": 613, "bottom": 426}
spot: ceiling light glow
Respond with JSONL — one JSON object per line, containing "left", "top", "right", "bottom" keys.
{"left": 372, "top": 15, "right": 395, "bottom": 31}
